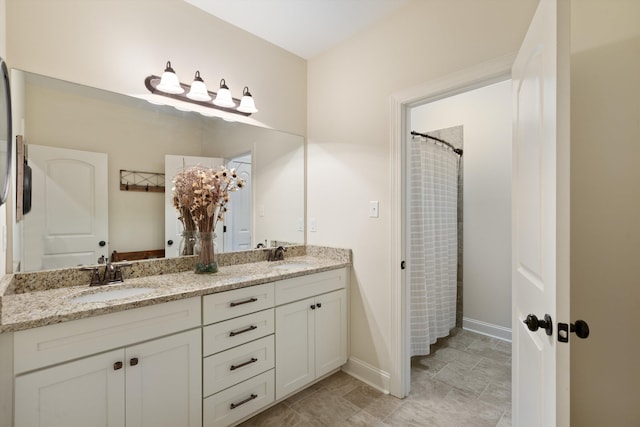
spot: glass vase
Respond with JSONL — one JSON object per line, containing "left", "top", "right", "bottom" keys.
{"left": 178, "top": 230, "right": 197, "bottom": 256}
{"left": 194, "top": 231, "right": 218, "bottom": 273}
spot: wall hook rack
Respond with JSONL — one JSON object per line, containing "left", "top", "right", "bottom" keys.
{"left": 120, "top": 170, "right": 165, "bottom": 193}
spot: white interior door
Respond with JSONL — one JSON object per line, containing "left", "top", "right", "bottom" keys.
{"left": 23, "top": 145, "right": 108, "bottom": 271}
{"left": 512, "top": 0, "right": 570, "bottom": 426}
{"left": 164, "top": 155, "right": 223, "bottom": 257}
{"left": 225, "top": 154, "right": 252, "bottom": 251}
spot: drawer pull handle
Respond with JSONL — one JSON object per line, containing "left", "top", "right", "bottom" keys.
{"left": 130, "top": 357, "right": 139, "bottom": 366}
{"left": 113, "top": 361, "right": 123, "bottom": 371}
{"left": 230, "top": 357, "right": 258, "bottom": 371}
{"left": 229, "top": 325, "right": 258, "bottom": 337}
{"left": 230, "top": 393, "right": 258, "bottom": 410}
{"left": 230, "top": 297, "right": 258, "bottom": 307}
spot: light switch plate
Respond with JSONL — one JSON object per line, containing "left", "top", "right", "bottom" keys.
{"left": 369, "top": 201, "right": 379, "bottom": 218}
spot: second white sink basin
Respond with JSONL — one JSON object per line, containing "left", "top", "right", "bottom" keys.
{"left": 270, "top": 262, "right": 309, "bottom": 271}
{"left": 70, "top": 287, "right": 155, "bottom": 303}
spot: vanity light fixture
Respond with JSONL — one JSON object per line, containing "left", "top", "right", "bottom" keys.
{"left": 212, "top": 79, "right": 235, "bottom": 108}
{"left": 238, "top": 87, "right": 258, "bottom": 114}
{"left": 186, "top": 71, "right": 211, "bottom": 102}
{"left": 145, "top": 61, "right": 257, "bottom": 116}
{"left": 156, "top": 61, "right": 184, "bottom": 94}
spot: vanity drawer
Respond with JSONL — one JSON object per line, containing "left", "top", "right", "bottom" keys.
{"left": 203, "top": 335, "right": 274, "bottom": 397}
{"left": 203, "top": 308, "right": 274, "bottom": 356}
{"left": 13, "top": 297, "right": 201, "bottom": 374}
{"left": 203, "top": 282, "right": 274, "bottom": 325}
{"left": 275, "top": 268, "right": 347, "bottom": 305}
{"left": 203, "top": 369, "right": 274, "bottom": 427}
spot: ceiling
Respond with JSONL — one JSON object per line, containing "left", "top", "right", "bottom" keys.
{"left": 184, "top": 0, "right": 410, "bottom": 59}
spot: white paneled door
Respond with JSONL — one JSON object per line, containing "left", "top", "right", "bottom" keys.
{"left": 23, "top": 145, "right": 108, "bottom": 271}
{"left": 512, "top": 0, "right": 570, "bottom": 426}
{"left": 225, "top": 154, "right": 252, "bottom": 251}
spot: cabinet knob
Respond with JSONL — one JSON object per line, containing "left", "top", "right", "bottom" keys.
{"left": 130, "top": 357, "right": 139, "bottom": 366}
{"left": 310, "top": 304, "right": 316, "bottom": 310}
{"left": 316, "top": 303, "right": 322, "bottom": 309}
{"left": 113, "top": 361, "right": 123, "bottom": 370}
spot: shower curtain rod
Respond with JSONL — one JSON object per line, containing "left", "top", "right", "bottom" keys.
{"left": 411, "top": 131, "right": 463, "bottom": 156}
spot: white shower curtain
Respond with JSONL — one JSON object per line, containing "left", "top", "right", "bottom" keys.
{"left": 409, "top": 136, "right": 459, "bottom": 357}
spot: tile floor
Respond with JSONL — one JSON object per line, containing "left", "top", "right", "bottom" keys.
{"left": 240, "top": 328, "right": 512, "bottom": 426}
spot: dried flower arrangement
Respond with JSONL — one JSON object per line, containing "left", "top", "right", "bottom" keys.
{"left": 172, "top": 165, "right": 245, "bottom": 272}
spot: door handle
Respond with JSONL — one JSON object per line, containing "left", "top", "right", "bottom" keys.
{"left": 558, "top": 320, "right": 590, "bottom": 343}
{"left": 523, "top": 313, "right": 553, "bottom": 336}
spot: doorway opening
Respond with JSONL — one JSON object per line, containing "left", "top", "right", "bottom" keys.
{"left": 388, "top": 54, "right": 515, "bottom": 398}
{"left": 406, "top": 79, "right": 513, "bottom": 398}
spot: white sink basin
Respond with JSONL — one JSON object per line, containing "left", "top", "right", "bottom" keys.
{"left": 270, "top": 262, "right": 309, "bottom": 271}
{"left": 70, "top": 287, "right": 155, "bottom": 303}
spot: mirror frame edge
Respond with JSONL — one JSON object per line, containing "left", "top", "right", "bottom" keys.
{"left": 0, "top": 58, "right": 12, "bottom": 206}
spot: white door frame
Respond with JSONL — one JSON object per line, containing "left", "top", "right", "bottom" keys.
{"left": 388, "top": 53, "right": 515, "bottom": 398}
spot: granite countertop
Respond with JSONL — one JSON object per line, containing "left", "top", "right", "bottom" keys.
{"left": 0, "top": 246, "right": 351, "bottom": 333}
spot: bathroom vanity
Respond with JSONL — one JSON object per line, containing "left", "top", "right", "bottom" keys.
{"left": 0, "top": 246, "right": 350, "bottom": 427}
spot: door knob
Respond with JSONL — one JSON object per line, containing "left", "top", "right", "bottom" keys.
{"left": 571, "top": 320, "right": 590, "bottom": 339}
{"left": 558, "top": 319, "right": 590, "bottom": 342}
{"left": 523, "top": 313, "right": 553, "bottom": 336}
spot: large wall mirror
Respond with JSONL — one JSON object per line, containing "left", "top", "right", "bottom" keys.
{"left": 12, "top": 70, "right": 305, "bottom": 272}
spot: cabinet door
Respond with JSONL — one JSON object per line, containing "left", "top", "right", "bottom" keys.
{"left": 275, "top": 297, "right": 315, "bottom": 400}
{"left": 315, "top": 289, "right": 348, "bottom": 378}
{"left": 15, "top": 349, "right": 125, "bottom": 427}
{"left": 125, "top": 329, "right": 202, "bottom": 427}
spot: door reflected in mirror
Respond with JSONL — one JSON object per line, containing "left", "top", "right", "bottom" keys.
{"left": 13, "top": 70, "right": 304, "bottom": 272}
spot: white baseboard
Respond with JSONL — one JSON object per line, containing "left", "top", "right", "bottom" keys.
{"left": 342, "top": 356, "right": 390, "bottom": 394}
{"left": 462, "top": 317, "right": 512, "bottom": 342}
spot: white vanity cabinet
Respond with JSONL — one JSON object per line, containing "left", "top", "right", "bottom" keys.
{"left": 274, "top": 268, "right": 347, "bottom": 400}
{"left": 202, "top": 282, "right": 276, "bottom": 427}
{"left": 12, "top": 297, "right": 202, "bottom": 427}
{"left": 6, "top": 264, "right": 349, "bottom": 427}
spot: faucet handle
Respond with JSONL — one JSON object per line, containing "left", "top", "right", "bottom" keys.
{"left": 110, "top": 262, "right": 132, "bottom": 284}
{"left": 80, "top": 266, "right": 101, "bottom": 285}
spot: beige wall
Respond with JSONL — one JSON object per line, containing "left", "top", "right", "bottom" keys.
{"left": 5, "top": 0, "right": 307, "bottom": 136}
{"left": 307, "top": 0, "right": 537, "bottom": 378}
{"left": 571, "top": 1, "right": 640, "bottom": 425}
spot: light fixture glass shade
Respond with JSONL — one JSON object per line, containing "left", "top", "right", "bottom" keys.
{"left": 156, "top": 61, "right": 184, "bottom": 94}
{"left": 237, "top": 86, "right": 258, "bottom": 113}
{"left": 212, "top": 79, "right": 236, "bottom": 108}
{"left": 186, "top": 71, "right": 211, "bottom": 101}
